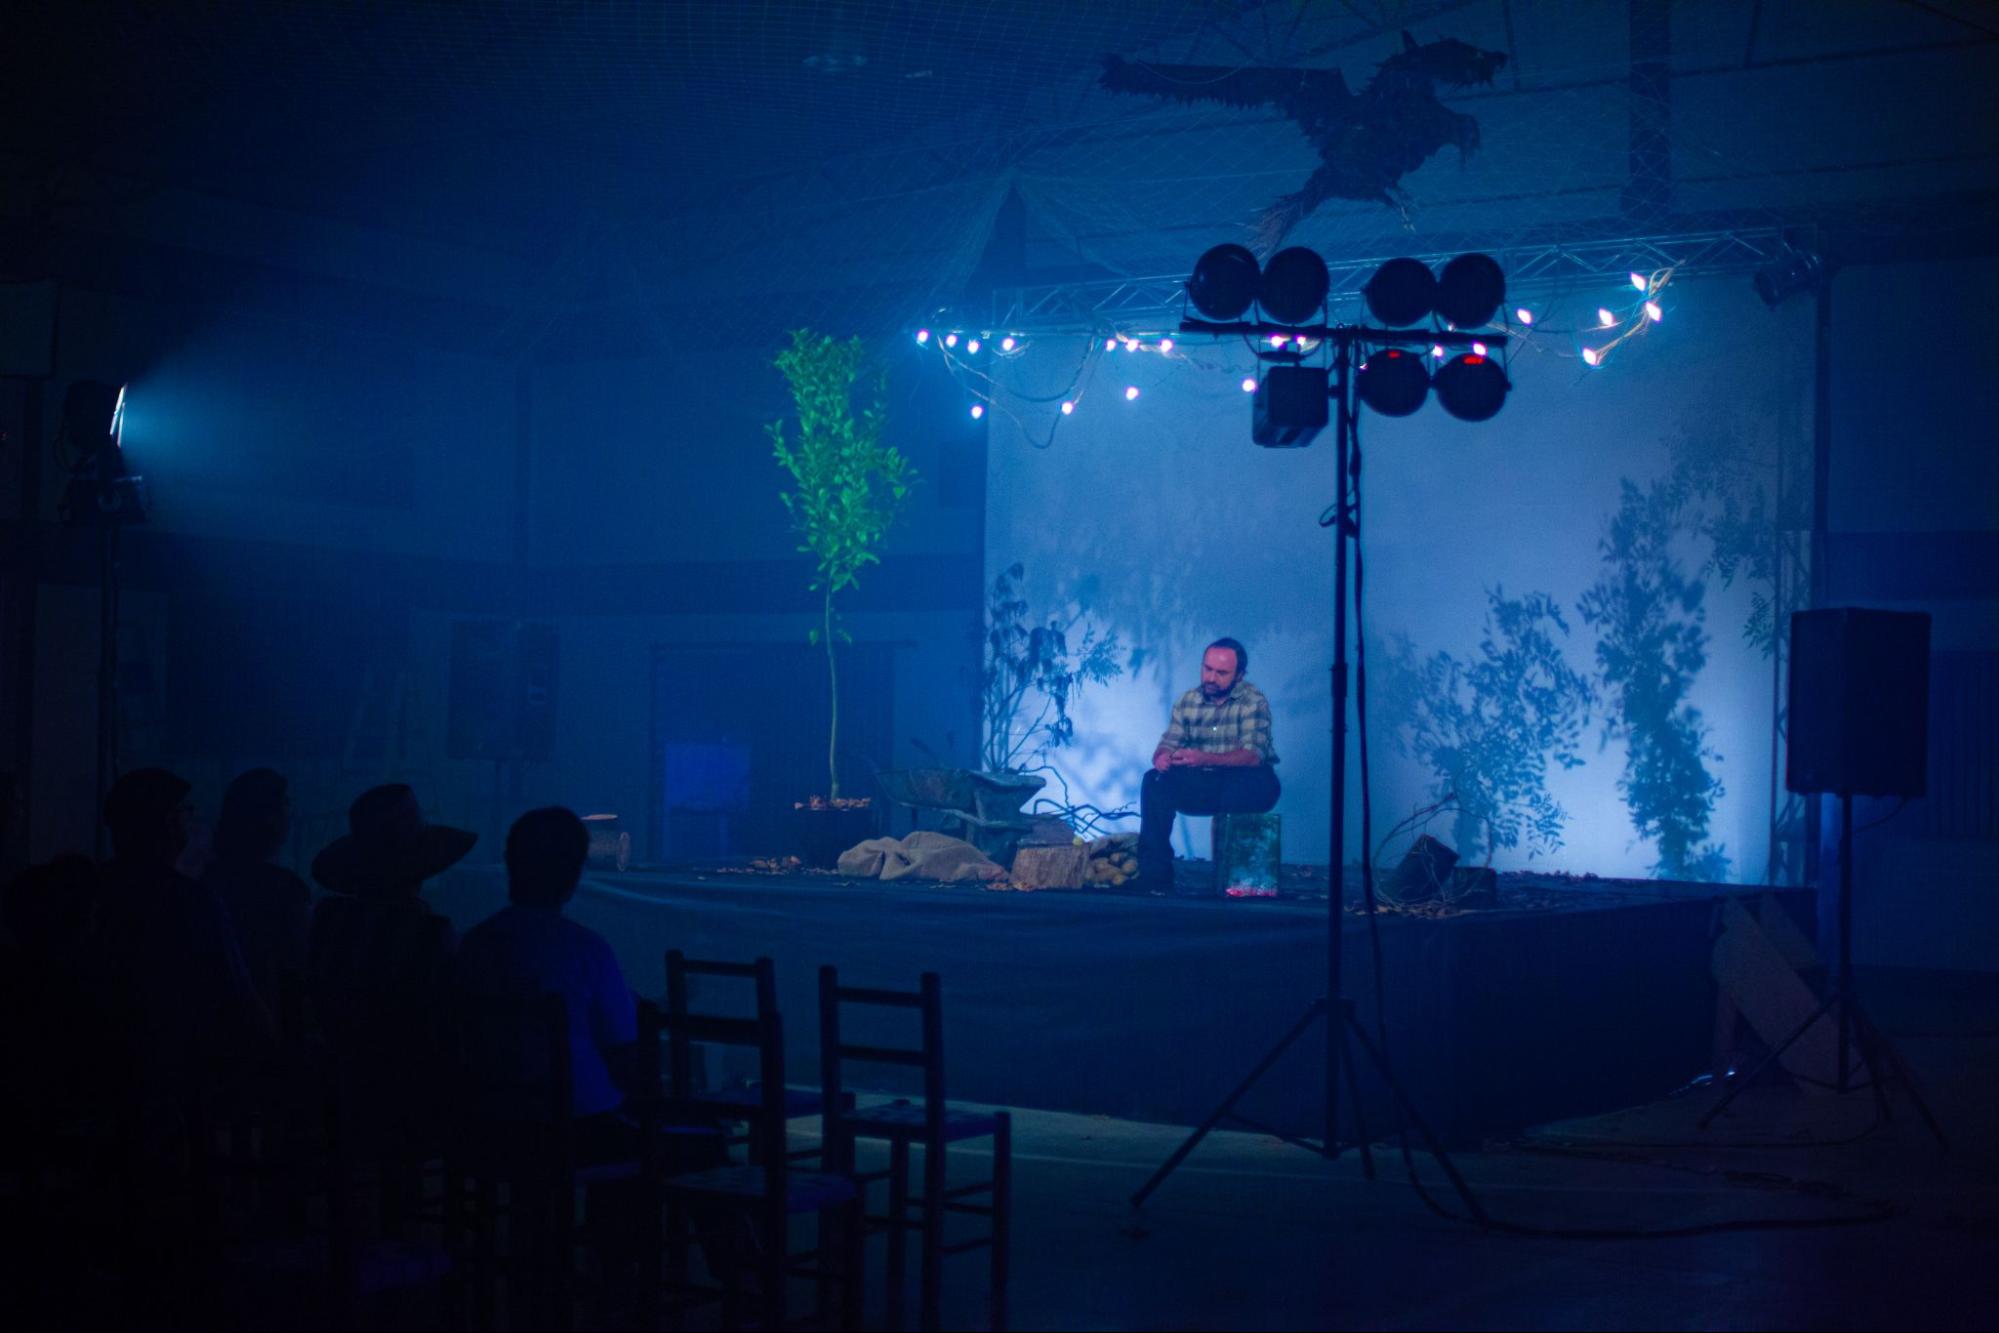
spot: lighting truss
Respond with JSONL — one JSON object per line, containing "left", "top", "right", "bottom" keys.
{"left": 990, "top": 226, "right": 1797, "bottom": 337}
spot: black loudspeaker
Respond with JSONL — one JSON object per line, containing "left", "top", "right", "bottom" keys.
{"left": 1252, "top": 365, "right": 1329, "bottom": 448}
{"left": 448, "top": 620, "right": 559, "bottom": 761}
{"left": 1787, "top": 608, "right": 1929, "bottom": 797}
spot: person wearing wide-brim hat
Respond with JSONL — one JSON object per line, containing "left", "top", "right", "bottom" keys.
{"left": 307, "top": 784, "right": 475, "bottom": 1221}
{"left": 311, "top": 783, "right": 477, "bottom": 899}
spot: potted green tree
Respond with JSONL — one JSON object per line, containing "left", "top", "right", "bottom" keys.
{"left": 769, "top": 329, "right": 914, "bottom": 866}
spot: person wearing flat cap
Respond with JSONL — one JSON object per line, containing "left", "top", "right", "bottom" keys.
{"left": 307, "top": 783, "right": 475, "bottom": 1213}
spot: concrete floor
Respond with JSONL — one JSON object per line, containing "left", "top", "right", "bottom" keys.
{"left": 861, "top": 967, "right": 1999, "bottom": 1331}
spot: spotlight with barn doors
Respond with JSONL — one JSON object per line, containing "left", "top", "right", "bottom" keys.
{"left": 1132, "top": 244, "right": 1511, "bottom": 1222}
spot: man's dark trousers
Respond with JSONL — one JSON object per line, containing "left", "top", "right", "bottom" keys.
{"left": 1138, "top": 765, "right": 1280, "bottom": 894}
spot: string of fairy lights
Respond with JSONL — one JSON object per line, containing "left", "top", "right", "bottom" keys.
{"left": 912, "top": 264, "right": 1678, "bottom": 441}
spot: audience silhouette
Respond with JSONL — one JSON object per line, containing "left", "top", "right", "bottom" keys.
{"left": 201, "top": 767, "right": 311, "bottom": 1022}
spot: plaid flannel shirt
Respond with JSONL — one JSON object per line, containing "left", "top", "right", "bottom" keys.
{"left": 1157, "top": 679, "right": 1278, "bottom": 765}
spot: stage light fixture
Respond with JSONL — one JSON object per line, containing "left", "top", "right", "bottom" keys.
{"left": 1432, "top": 352, "right": 1509, "bottom": 422}
{"left": 59, "top": 379, "right": 146, "bottom": 526}
{"left": 1754, "top": 245, "right": 1826, "bottom": 308}
{"left": 1355, "top": 347, "right": 1428, "bottom": 417}
{"left": 1435, "top": 253, "right": 1506, "bottom": 329}
{"left": 1362, "top": 257, "right": 1436, "bottom": 328}
{"left": 1259, "top": 247, "right": 1330, "bottom": 324}
{"left": 1186, "top": 242, "right": 1261, "bottom": 320}
{"left": 1430, "top": 344, "right": 1445, "bottom": 359}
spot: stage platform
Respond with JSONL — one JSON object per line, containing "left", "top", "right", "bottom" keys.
{"left": 429, "top": 862, "right": 1816, "bottom": 1147}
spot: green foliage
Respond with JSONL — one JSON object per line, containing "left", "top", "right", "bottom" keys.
{"left": 769, "top": 329, "right": 914, "bottom": 798}
{"left": 980, "top": 563, "right": 1123, "bottom": 774}
{"left": 769, "top": 329, "right": 913, "bottom": 600}
{"left": 1577, "top": 478, "right": 1729, "bottom": 881}
{"left": 1376, "top": 587, "right": 1595, "bottom": 862}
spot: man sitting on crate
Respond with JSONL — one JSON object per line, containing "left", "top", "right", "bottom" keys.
{"left": 1137, "top": 637, "right": 1281, "bottom": 898}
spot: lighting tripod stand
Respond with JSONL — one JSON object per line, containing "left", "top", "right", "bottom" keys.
{"left": 1130, "top": 321, "right": 1494, "bottom": 1220}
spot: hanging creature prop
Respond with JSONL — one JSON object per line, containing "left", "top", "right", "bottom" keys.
{"left": 1099, "top": 32, "right": 1507, "bottom": 248}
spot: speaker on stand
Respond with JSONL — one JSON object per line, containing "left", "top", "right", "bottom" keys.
{"left": 1700, "top": 608, "right": 1945, "bottom": 1144}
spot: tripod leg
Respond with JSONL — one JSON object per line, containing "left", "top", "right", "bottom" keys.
{"left": 1129, "top": 999, "right": 1327, "bottom": 1210}
{"left": 1697, "top": 990, "right": 1838, "bottom": 1130}
{"left": 1336, "top": 1017, "right": 1375, "bottom": 1181}
{"left": 1341, "top": 1013, "right": 1488, "bottom": 1226}
{"left": 1849, "top": 997, "right": 1950, "bottom": 1150}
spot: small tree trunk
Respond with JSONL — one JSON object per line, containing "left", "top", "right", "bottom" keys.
{"left": 824, "top": 588, "right": 840, "bottom": 800}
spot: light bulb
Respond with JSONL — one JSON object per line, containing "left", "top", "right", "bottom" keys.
{"left": 915, "top": 329, "right": 930, "bottom": 344}
{"left": 1514, "top": 307, "right": 1534, "bottom": 325}
{"left": 970, "top": 403, "right": 985, "bottom": 419}
{"left": 1060, "top": 401, "right": 1074, "bottom": 415}
{"left": 1159, "top": 338, "right": 1174, "bottom": 353}
{"left": 1241, "top": 377, "right": 1258, "bottom": 393}
{"left": 1582, "top": 347, "right": 1601, "bottom": 367}
{"left": 1000, "top": 335, "right": 1017, "bottom": 352}
{"left": 1645, "top": 301, "right": 1662, "bottom": 323}
{"left": 1124, "top": 385, "right": 1140, "bottom": 401}
{"left": 944, "top": 333, "right": 959, "bottom": 348}
{"left": 1630, "top": 272, "right": 1648, "bottom": 292}
{"left": 967, "top": 338, "right": 981, "bottom": 354}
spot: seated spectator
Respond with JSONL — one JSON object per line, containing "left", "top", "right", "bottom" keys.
{"left": 308, "top": 783, "right": 474, "bottom": 1226}
{"left": 308, "top": 783, "right": 471, "bottom": 1071}
{"left": 457, "top": 806, "right": 640, "bottom": 1134}
{"left": 202, "top": 768, "right": 310, "bottom": 1023}
{"left": 94, "top": 768, "right": 274, "bottom": 1087}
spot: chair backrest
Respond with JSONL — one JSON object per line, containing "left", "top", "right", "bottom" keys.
{"left": 650, "top": 988, "right": 788, "bottom": 1171}
{"left": 663, "top": 950, "right": 778, "bottom": 1096}
{"left": 818, "top": 967, "right": 946, "bottom": 1149}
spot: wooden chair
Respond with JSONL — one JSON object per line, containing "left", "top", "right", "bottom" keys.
{"left": 819, "top": 968, "right": 1011, "bottom": 1332}
{"left": 444, "top": 990, "right": 599, "bottom": 1331}
{"left": 655, "top": 1000, "right": 863, "bottom": 1329}
{"left": 664, "top": 951, "right": 842, "bottom": 1138}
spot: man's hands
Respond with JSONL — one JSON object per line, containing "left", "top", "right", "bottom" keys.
{"left": 1154, "top": 746, "right": 1261, "bottom": 772}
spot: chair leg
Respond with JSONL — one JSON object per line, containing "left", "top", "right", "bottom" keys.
{"left": 842, "top": 1197, "right": 866, "bottom": 1331}
{"left": 886, "top": 1138, "right": 911, "bottom": 1332}
{"left": 920, "top": 1137, "right": 946, "bottom": 1333}
{"left": 664, "top": 1194, "right": 690, "bottom": 1333}
{"left": 475, "top": 1175, "right": 498, "bottom": 1332}
{"left": 991, "top": 1114, "right": 1011, "bottom": 1333}
{"left": 759, "top": 1197, "right": 786, "bottom": 1333}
